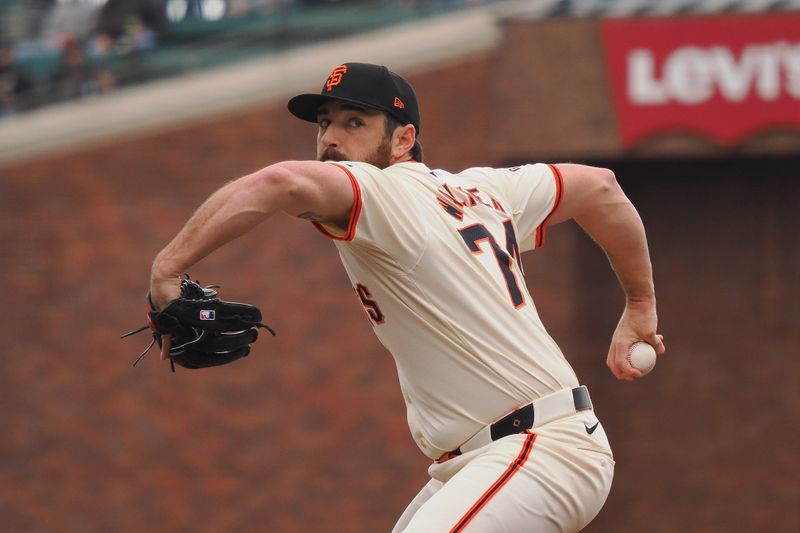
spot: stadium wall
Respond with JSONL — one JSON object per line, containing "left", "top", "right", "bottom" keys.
{"left": 1, "top": 12, "right": 798, "bottom": 533}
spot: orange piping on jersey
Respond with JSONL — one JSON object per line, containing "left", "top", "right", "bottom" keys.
{"left": 449, "top": 432, "right": 537, "bottom": 532}
{"left": 312, "top": 162, "right": 363, "bottom": 241}
{"left": 534, "top": 164, "right": 564, "bottom": 248}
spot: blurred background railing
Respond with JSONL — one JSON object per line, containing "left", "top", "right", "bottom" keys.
{"left": 0, "top": 0, "right": 502, "bottom": 117}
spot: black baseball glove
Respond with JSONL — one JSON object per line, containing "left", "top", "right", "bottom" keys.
{"left": 122, "top": 276, "right": 275, "bottom": 371}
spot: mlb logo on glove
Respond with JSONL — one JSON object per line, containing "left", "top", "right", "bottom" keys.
{"left": 199, "top": 310, "right": 216, "bottom": 321}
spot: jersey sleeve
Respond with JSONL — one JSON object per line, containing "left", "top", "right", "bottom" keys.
{"left": 312, "top": 161, "right": 426, "bottom": 271}
{"left": 494, "top": 163, "right": 563, "bottom": 253}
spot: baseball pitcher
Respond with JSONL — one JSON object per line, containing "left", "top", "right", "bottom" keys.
{"left": 144, "top": 63, "right": 666, "bottom": 532}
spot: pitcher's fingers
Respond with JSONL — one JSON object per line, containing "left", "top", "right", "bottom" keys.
{"left": 618, "top": 359, "right": 642, "bottom": 380}
{"left": 160, "top": 334, "right": 172, "bottom": 361}
{"left": 652, "top": 333, "right": 666, "bottom": 354}
{"left": 608, "top": 346, "right": 640, "bottom": 381}
{"left": 619, "top": 343, "right": 644, "bottom": 380}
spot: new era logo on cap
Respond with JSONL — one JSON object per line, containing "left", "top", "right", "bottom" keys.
{"left": 394, "top": 97, "right": 405, "bottom": 109}
{"left": 200, "top": 310, "right": 216, "bottom": 321}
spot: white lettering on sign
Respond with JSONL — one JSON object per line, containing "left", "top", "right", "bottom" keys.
{"left": 627, "top": 41, "right": 800, "bottom": 105}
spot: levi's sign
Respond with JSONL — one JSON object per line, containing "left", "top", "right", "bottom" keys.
{"left": 601, "top": 15, "right": 800, "bottom": 146}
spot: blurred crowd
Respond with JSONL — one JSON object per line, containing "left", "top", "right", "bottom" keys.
{"left": 1, "top": 0, "right": 170, "bottom": 117}
{"left": 0, "top": 0, "right": 491, "bottom": 118}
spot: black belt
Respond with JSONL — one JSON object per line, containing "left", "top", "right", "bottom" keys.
{"left": 440, "top": 386, "right": 593, "bottom": 462}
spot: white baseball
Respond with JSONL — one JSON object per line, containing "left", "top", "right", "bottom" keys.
{"left": 627, "top": 342, "right": 657, "bottom": 375}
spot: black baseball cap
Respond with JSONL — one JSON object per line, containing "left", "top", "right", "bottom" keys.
{"left": 288, "top": 62, "right": 420, "bottom": 134}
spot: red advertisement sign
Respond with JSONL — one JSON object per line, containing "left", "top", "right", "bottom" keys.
{"left": 601, "top": 15, "right": 800, "bottom": 146}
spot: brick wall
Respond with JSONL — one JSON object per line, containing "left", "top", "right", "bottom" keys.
{"left": 1, "top": 29, "right": 798, "bottom": 533}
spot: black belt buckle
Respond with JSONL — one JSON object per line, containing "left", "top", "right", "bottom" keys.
{"left": 572, "top": 386, "right": 592, "bottom": 411}
{"left": 489, "top": 403, "right": 534, "bottom": 442}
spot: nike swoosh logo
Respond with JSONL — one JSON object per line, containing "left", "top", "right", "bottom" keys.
{"left": 584, "top": 422, "right": 600, "bottom": 435}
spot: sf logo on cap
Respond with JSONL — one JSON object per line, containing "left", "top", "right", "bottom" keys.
{"left": 326, "top": 65, "right": 348, "bottom": 92}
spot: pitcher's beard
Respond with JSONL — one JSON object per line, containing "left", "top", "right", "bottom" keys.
{"left": 319, "top": 138, "right": 393, "bottom": 169}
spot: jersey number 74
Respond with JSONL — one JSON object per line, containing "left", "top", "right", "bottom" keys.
{"left": 458, "top": 219, "right": 525, "bottom": 309}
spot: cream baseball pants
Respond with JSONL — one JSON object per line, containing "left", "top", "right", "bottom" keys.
{"left": 392, "top": 410, "right": 614, "bottom": 532}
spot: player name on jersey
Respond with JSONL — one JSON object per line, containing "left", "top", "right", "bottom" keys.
{"left": 435, "top": 183, "right": 507, "bottom": 221}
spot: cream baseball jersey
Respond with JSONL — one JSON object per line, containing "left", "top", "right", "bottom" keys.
{"left": 313, "top": 160, "right": 580, "bottom": 459}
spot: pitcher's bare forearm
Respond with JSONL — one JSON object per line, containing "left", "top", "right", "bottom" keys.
{"left": 575, "top": 192, "right": 665, "bottom": 378}
{"left": 152, "top": 173, "right": 277, "bottom": 279}
{"left": 549, "top": 164, "right": 664, "bottom": 380}
{"left": 574, "top": 190, "right": 655, "bottom": 305}
{"left": 549, "top": 164, "right": 655, "bottom": 304}
{"left": 150, "top": 161, "right": 354, "bottom": 308}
